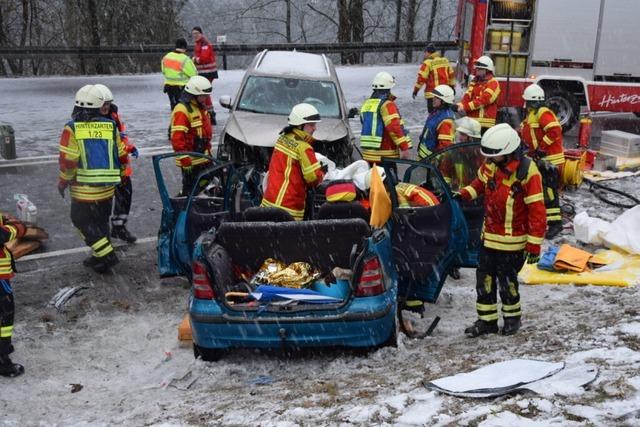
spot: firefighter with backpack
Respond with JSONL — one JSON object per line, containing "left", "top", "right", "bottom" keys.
{"left": 519, "top": 83, "right": 565, "bottom": 238}
{"left": 455, "top": 123, "right": 546, "bottom": 337}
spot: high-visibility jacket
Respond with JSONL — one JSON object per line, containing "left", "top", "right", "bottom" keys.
{"left": 359, "top": 93, "right": 412, "bottom": 163}
{"left": 519, "top": 107, "right": 565, "bottom": 171}
{"left": 58, "top": 117, "right": 127, "bottom": 202}
{"left": 460, "top": 158, "right": 546, "bottom": 254}
{"left": 396, "top": 183, "right": 440, "bottom": 207}
{"left": 0, "top": 215, "right": 25, "bottom": 279}
{"left": 413, "top": 52, "right": 456, "bottom": 99}
{"left": 194, "top": 36, "right": 218, "bottom": 74}
{"left": 170, "top": 100, "right": 213, "bottom": 168}
{"left": 417, "top": 107, "right": 455, "bottom": 160}
{"left": 106, "top": 103, "right": 134, "bottom": 177}
{"left": 460, "top": 74, "right": 501, "bottom": 129}
{"left": 261, "top": 128, "right": 324, "bottom": 220}
{"left": 161, "top": 50, "right": 197, "bottom": 87}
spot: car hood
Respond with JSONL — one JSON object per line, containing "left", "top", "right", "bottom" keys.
{"left": 224, "top": 111, "right": 350, "bottom": 147}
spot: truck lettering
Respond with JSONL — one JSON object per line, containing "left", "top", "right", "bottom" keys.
{"left": 597, "top": 93, "right": 640, "bottom": 108}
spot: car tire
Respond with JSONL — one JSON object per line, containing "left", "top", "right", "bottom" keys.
{"left": 193, "top": 343, "right": 224, "bottom": 362}
{"left": 545, "top": 88, "right": 580, "bottom": 132}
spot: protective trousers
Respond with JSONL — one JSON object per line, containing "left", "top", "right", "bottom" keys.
{"left": 181, "top": 164, "right": 210, "bottom": 197}
{"left": 475, "top": 248, "right": 525, "bottom": 323}
{"left": 111, "top": 176, "right": 132, "bottom": 227}
{"left": 0, "top": 279, "right": 15, "bottom": 357}
{"left": 537, "top": 160, "right": 561, "bottom": 223}
{"left": 164, "top": 85, "right": 184, "bottom": 111}
{"left": 70, "top": 199, "right": 114, "bottom": 259}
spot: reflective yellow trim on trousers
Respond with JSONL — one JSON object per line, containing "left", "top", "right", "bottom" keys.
{"left": 476, "top": 303, "right": 497, "bottom": 312}
{"left": 502, "top": 302, "right": 522, "bottom": 317}
{"left": 478, "top": 312, "right": 499, "bottom": 321}
{"left": 91, "top": 237, "right": 112, "bottom": 258}
{"left": 0, "top": 325, "right": 13, "bottom": 338}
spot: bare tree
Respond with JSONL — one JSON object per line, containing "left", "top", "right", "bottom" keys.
{"left": 426, "top": 0, "right": 439, "bottom": 41}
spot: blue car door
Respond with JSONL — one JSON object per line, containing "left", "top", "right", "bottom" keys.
{"left": 422, "top": 142, "right": 485, "bottom": 268}
{"left": 382, "top": 159, "right": 468, "bottom": 304}
{"left": 153, "top": 152, "right": 233, "bottom": 277}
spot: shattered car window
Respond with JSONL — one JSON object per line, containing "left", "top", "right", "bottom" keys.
{"left": 237, "top": 76, "right": 341, "bottom": 118}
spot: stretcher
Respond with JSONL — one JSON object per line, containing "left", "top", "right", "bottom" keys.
{"left": 519, "top": 249, "right": 640, "bottom": 287}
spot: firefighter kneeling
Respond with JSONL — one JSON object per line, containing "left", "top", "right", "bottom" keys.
{"left": 456, "top": 123, "right": 546, "bottom": 337}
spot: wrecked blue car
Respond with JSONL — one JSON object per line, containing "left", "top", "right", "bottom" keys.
{"left": 153, "top": 143, "right": 484, "bottom": 360}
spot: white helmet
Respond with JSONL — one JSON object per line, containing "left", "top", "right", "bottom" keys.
{"left": 94, "top": 83, "right": 113, "bottom": 102}
{"left": 480, "top": 123, "right": 521, "bottom": 157}
{"left": 455, "top": 117, "right": 482, "bottom": 139}
{"left": 74, "top": 84, "right": 105, "bottom": 109}
{"left": 184, "top": 75, "right": 212, "bottom": 96}
{"left": 372, "top": 71, "right": 395, "bottom": 90}
{"left": 432, "top": 84, "right": 455, "bottom": 104}
{"left": 288, "top": 103, "right": 321, "bottom": 126}
{"left": 523, "top": 83, "right": 545, "bottom": 101}
{"left": 474, "top": 55, "right": 495, "bottom": 73}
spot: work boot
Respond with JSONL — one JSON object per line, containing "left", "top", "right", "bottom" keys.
{"left": 0, "top": 355, "right": 24, "bottom": 378}
{"left": 111, "top": 225, "right": 137, "bottom": 243}
{"left": 501, "top": 317, "right": 521, "bottom": 336}
{"left": 91, "top": 252, "right": 119, "bottom": 274}
{"left": 449, "top": 267, "right": 461, "bottom": 280}
{"left": 546, "top": 221, "right": 563, "bottom": 239}
{"left": 83, "top": 256, "right": 100, "bottom": 268}
{"left": 464, "top": 320, "right": 498, "bottom": 338}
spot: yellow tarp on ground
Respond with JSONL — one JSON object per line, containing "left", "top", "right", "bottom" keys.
{"left": 519, "top": 249, "right": 640, "bottom": 287}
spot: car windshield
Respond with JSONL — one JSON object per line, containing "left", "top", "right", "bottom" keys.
{"left": 237, "top": 76, "right": 341, "bottom": 118}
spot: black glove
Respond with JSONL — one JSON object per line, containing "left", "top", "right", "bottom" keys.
{"left": 412, "top": 90, "right": 418, "bottom": 100}
{"left": 525, "top": 251, "right": 540, "bottom": 264}
{"left": 57, "top": 180, "right": 67, "bottom": 199}
{"left": 451, "top": 191, "right": 462, "bottom": 201}
{"left": 320, "top": 163, "right": 329, "bottom": 174}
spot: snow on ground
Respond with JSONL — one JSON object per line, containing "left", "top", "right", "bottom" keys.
{"left": 1, "top": 63, "right": 640, "bottom": 425}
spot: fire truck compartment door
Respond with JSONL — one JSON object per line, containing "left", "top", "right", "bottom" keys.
{"left": 594, "top": 0, "right": 640, "bottom": 78}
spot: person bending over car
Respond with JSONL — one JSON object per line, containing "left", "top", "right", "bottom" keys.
{"left": 261, "top": 103, "right": 326, "bottom": 220}
{"left": 456, "top": 124, "right": 546, "bottom": 337}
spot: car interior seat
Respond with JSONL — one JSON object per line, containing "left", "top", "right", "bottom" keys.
{"left": 317, "top": 202, "right": 370, "bottom": 223}
{"left": 243, "top": 206, "right": 295, "bottom": 222}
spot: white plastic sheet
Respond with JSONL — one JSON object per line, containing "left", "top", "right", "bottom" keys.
{"left": 574, "top": 206, "right": 640, "bottom": 255}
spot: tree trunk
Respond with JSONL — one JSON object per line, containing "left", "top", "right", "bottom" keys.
{"left": 404, "top": 0, "right": 417, "bottom": 62}
{"left": 285, "top": 0, "right": 291, "bottom": 42}
{"left": 349, "top": 0, "right": 363, "bottom": 64}
{"left": 393, "top": 0, "right": 403, "bottom": 63}
{"left": 426, "top": 0, "right": 438, "bottom": 42}
{"left": 338, "top": 0, "right": 350, "bottom": 64}
{"left": 87, "top": 0, "right": 103, "bottom": 74}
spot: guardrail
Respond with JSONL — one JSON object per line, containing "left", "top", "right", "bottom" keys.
{"left": 0, "top": 40, "right": 458, "bottom": 69}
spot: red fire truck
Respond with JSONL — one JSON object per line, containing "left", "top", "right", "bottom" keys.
{"left": 456, "top": 0, "right": 640, "bottom": 131}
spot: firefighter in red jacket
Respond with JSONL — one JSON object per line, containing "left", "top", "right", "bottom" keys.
{"left": 412, "top": 44, "right": 456, "bottom": 113}
{"left": 191, "top": 26, "right": 218, "bottom": 125}
{"left": 360, "top": 71, "right": 412, "bottom": 165}
{"left": 59, "top": 85, "right": 128, "bottom": 273}
{"left": 95, "top": 84, "right": 138, "bottom": 244}
{"left": 456, "top": 123, "right": 546, "bottom": 337}
{"left": 519, "top": 84, "right": 565, "bottom": 238}
{"left": 261, "top": 103, "right": 325, "bottom": 220}
{"left": 457, "top": 56, "right": 501, "bottom": 134}
{"left": 0, "top": 214, "right": 26, "bottom": 377}
{"left": 170, "top": 75, "right": 214, "bottom": 197}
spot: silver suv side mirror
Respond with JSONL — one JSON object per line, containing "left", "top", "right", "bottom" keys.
{"left": 219, "top": 95, "right": 232, "bottom": 109}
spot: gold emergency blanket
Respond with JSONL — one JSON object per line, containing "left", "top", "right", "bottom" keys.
{"left": 254, "top": 258, "right": 320, "bottom": 288}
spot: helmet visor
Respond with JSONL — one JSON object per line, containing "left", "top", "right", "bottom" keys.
{"left": 480, "top": 145, "right": 503, "bottom": 156}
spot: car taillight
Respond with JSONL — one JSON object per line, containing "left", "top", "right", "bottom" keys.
{"left": 192, "top": 261, "right": 215, "bottom": 299}
{"left": 355, "top": 256, "right": 384, "bottom": 297}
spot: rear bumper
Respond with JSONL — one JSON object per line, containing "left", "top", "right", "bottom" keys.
{"left": 190, "top": 294, "right": 396, "bottom": 349}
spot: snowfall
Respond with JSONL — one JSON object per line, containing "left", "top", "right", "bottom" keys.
{"left": 1, "top": 63, "right": 640, "bottom": 426}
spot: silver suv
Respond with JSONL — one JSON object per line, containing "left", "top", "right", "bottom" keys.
{"left": 218, "top": 50, "right": 357, "bottom": 171}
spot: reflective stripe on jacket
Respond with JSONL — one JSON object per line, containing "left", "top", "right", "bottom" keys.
{"left": 417, "top": 107, "right": 455, "bottom": 160}
{"left": 460, "top": 75, "right": 501, "bottom": 129}
{"left": 0, "top": 215, "right": 24, "bottom": 279}
{"left": 170, "top": 100, "right": 213, "bottom": 167}
{"left": 261, "top": 128, "right": 324, "bottom": 220}
{"left": 194, "top": 37, "right": 218, "bottom": 74}
{"left": 359, "top": 94, "right": 412, "bottom": 163}
{"left": 58, "top": 118, "right": 127, "bottom": 202}
{"left": 520, "top": 107, "right": 565, "bottom": 168}
{"left": 162, "top": 51, "right": 197, "bottom": 86}
{"left": 396, "top": 183, "right": 440, "bottom": 208}
{"left": 413, "top": 52, "right": 456, "bottom": 98}
{"left": 108, "top": 107, "right": 133, "bottom": 177}
{"left": 460, "top": 158, "right": 546, "bottom": 254}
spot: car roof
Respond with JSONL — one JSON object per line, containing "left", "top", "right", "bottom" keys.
{"left": 251, "top": 50, "right": 333, "bottom": 80}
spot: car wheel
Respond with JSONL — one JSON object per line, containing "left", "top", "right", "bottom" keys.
{"left": 193, "top": 343, "right": 224, "bottom": 361}
{"left": 545, "top": 88, "right": 580, "bottom": 132}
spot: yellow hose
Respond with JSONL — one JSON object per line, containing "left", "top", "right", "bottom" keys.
{"left": 562, "top": 151, "right": 586, "bottom": 187}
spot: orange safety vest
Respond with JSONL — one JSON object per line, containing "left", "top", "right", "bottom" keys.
{"left": 460, "top": 75, "right": 501, "bottom": 129}
{"left": 460, "top": 158, "right": 546, "bottom": 254}
{"left": 261, "top": 128, "right": 324, "bottom": 220}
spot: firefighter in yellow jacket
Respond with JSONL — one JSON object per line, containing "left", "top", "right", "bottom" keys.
{"left": 261, "top": 103, "right": 326, "bottom": 220}
{"left": 457, "top": 124, "right": 547, "bottom": 337}
{"left": 58, "top": 84, "right": 128, "bottom": 273}
{"left": 0, "top": 214, "right": 26, "bottom": 377}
